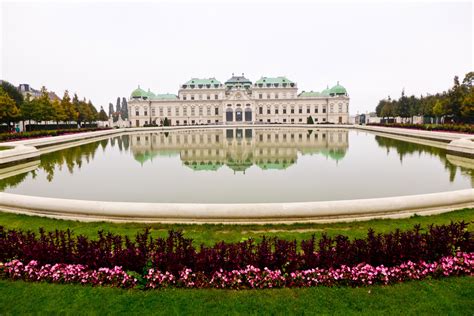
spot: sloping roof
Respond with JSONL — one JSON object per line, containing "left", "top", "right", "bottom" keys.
{"left": 255, "top": 76, "right": 294, "bottom": 85}
{"left": 184, "top": 161, "right": 223, "bottom": 171}
{"left": 256, "top": 161, "right": 292, "bottom": 170}
{"left": 152, "top": 93, "right": 178, "bottom": 100}
{"left": 299, "top": 91, "right": 321, "bottom": 97}
{"left": 320, "top": 86, "right": 331, "bottom": 96}
{"left": 183, "top": 78, "right": 222, "bottom": 86}
{"left": 225, "top": 74, "right": 252, "bottom": 86}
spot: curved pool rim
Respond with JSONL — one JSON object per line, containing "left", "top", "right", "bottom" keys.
{"left": 1, "top": 124, "right": 473, "bottom": 224}
{"left": 0, "top": 189, "right": 473, "bottom": 224}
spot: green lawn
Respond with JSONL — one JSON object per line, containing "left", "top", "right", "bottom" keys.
{"left": 0, "top": 208, "right": 472, "bottom": 245}
{"left": 1, "top": 209, "right": 473, "bottom": 314}
{"left": 1, "top": 277, "right": 473, "bottom": 315}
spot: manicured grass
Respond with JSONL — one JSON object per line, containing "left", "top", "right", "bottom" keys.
{"left": 1, "top": 209, "right": 473, "bottom": 314}
{"left": 0, "top": 208, "right": 473, "bottom": 246}
{"left": 1, "top": 277, "right": 473, "bottom": 314}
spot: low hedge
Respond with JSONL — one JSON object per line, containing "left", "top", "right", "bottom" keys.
{"left": 367, "top": 123, "right": 474, "bottom": 134}
{"left": 1, "top": 222, "right": 471, "bottom": 275}
{"left": 0, "top": 128, "right": 111, "bottom": 142}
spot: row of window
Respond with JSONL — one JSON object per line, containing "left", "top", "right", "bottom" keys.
{"left": 133, "top": 131, "right": 346, "bottom": 147}
{"left": 133, "top": 104, "right": 347, "bottom": 117}
{"left": 179, "top": 92, "right": 299, "bottom": 100}
{"left": 257, "top": 92, "right": 296, "bottom": 99}
{"left": 134, "top": 131, "right": 347, "bottom": 143}
{"left": 135, "top": 106, "right": 221, "bottom": 117}
{"left": 182, "top": 94, "right": 220, "bottom": 101}
{"left": 258, "top": 104, "right": 348, "bottom": 114}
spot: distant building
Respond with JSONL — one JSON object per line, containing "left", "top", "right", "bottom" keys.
{"left": 18, "top": 83, "right": 61, "bottom": 101}
{"left": 128, "top": 74, "right": 350, "bottom": 127}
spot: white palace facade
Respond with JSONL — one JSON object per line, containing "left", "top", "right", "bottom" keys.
{"left": 128, "top": 74, "right": 349, "bottom": 127}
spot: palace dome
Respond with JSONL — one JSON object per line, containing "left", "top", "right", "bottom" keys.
{"left": 131, "top": 86, "right": 148, "bottom": 99}
{"left": 329, "top": 82, "right": 347, "bottom": 96}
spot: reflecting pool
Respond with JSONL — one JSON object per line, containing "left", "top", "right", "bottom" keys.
{"left": 1, "top": 128, "right": 473, "bottom": 203}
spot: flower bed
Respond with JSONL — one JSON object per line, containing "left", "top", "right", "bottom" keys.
{"left": 2, "top": 252, "right": 472, "bottom": 289}
{"left": 0, "top": 127, "right": 112, "bottom": 142}
{"left": 1, "top": 222, "right": 472, "bottom": 275}
{"left": 366, "top": 123, "right": 474, "bottom": 134}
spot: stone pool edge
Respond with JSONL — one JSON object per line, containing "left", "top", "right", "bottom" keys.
{"left": 0, "top": 189, "right": 473, "bottom": 224}
{"left": 1, "top": 124, "right": 473, "bottom": 224}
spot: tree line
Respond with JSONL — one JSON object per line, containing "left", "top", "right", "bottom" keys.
{"left": 0, "top": 80, "right": 109, "bottom": 128}
{"left": 375, "top": 72, "right": 473, "bottom": 123}
{"left": 109, "top": 97, "right": 128, "bottom": 122}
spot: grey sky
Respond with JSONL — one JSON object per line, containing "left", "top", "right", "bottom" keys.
{"left": 1, "top": 1, "right": 472, "bottom": 114}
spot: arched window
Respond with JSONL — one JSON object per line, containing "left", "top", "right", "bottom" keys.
{"left": 245, "top": 107, "right": 252, "bottom": 122}
{"left": 235, "top": 108, "right": 243, "bottom": 122}
{"left": 226, "top": 108, "right": 233, "bottom": 122}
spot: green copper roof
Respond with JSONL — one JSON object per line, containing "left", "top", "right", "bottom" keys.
{"left": 157, "top": 150, "right": 179, "bottom": 157}
{"left": 317, "top": 148, "right": 347, "bottom": 161}
{"left": 184, "top": 161, "right": 223, "bottom": 171}
{"left": 256, "top": 161, "right": 292, "bottom": 170}
{"left": 226, "top": 161, "right": 252, "bottom": 172}
{"left": 131, "top": 86, "right": 148, "bottom": 98}
{"left": 225, "top": 74, "right": 252, "bottom": 87}
{"left": 329, "top": 82, "right": 347, "bottom": 95}
{"left": 133, "top": 151, "right": 158, "bottom": 164}
{"left": 320, "top": 86, "right": 330, "bottom": 96}
{"left": 328, "top": 149, "right": 347, "bottom": 160}
{"left": 299, "top": 91, "right": 321, "bottom": 97}
{"left": 146, "top": 89, "right": 156, "bottom": 99}
{"left": 152, "top": 93, "right": 178, "bottom": 100}
{"left": 255, "top": 76, "right": 294, "bottom": 85}
{"left": 183, "top": 78, "right": 222, "bottom": 86}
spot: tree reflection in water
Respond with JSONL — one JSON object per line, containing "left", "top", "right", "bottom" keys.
{"left": 374, "top": 136, "right": 474, "bottom": 185}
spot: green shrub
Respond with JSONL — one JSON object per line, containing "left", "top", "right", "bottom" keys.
{"left": 367, "top": 123, "right": 474, "bottom": 134}
{"left": 0, "top": 128, "right": 111, "bottom": 142}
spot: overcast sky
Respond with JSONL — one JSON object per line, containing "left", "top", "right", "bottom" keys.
{"left": 1, "top": 1, "right": 472, "bottom": 114}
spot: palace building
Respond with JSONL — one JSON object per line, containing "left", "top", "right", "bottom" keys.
{"left": 129, "top": 128, "right": 349, "bottom": 171}
{"left": 128, "top": 74, "right": 349, "bottom": 127}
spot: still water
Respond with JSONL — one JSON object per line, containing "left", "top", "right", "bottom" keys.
{"left": 1, "top": 128, "right": 473, "bottom": 203}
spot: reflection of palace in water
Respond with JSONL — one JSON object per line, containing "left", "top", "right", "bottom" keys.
{"left": 129, "top": 128, "right": 349, "bottom": 172}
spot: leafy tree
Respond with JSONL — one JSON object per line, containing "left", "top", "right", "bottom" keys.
{"left": 72, "top": 93, "right": 81, "bottom": 124}
{"left": 0, "top": 87, "right": 20, "bottom": 127}
{"left": 163, "top": 117, "right": 170, "bottom": 126}
{"left": 397, "top": 90, "right": 410, "bottom": 120}
{"left": 460, "top": 72, "right": 474, "bottom": 123}
{"left": 307, "top": 116, "right": 314, "bottom": 124}
{"left": 0, "top": 80, "right": 23, "bottom": 108}
{"left": 445, "top": 76, "right": 464, "bottom": 122}
{"left": 87, "top": 100, "right": 98, "bottom": 122}
{"left": 20, "top": 94, "right": 35, "bottom": 125}
{"left": 52, "top": 98, "right": 67, "bottom": 124}
{"left": 419, "top": 95, "right": 435, "bottom": 117}
{"left": 374, "top": 71, "right": 473, "bottom": 123}
{"left": 375, "top": 99, "right": 386, "bottom": 117}
{"left": 98, "top": 106, "right": 108, "bottom": 121}
{"left": 61, "top": 90, "right": 77, "bottom": 123}
{"left": 432, "top": 99, "right": 445, "bottom": 123}
{"left": 108, "top": 103, "right": 114, "bottom": 117}
{"left": 33, "top": 87, "right": 54, "bottom": 124}
{"left": 121, "top": 97, "right": 128, "bottom": 119}
{"left": 116, "top": 97, "right": 121, "bottom": 114}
